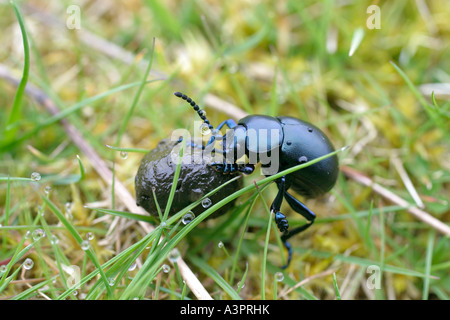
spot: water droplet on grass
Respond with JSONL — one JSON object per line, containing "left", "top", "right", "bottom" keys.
{"left": 81, "top": 240, "right": 90, "bottom": 251}
{"left": 44, "top": 185, "right": 52, "bottom": 194}
{"left": 275, "top": 272, "right": 284, "bottom": 282}
{"left": 200, "top": 123, "right": 211, "bottom": 135}
{"left": 32, "top": 228, "right": 45, "bottom": 241}
{"left": 128, "top": 262, "right": 137, "bottom": 272}
{"left": 182, "top": 211, "right": 195, "bottom": 225}
{"left": 202, "top": 198, "right": 212, "bottom": 208}
{"left": 162, "top": 264, "right": 170, "bottom": 273}
{"left": 23, "top": 258, "right": 34, "bottom": 270}
{"left": 86, "top": 232, "right": 95, "bottom": 241}
{"left": 168, "top": 248, "right": 180, "bottom": 262}
{"left": 31, "top": 172, "right": 41, "bottom": 181}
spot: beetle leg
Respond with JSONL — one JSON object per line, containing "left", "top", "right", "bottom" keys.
{"left": 281, "top": 191, "right": 316, "bottom": 247}
{"left": 283, "top": 191, "right": 316, "bottom": 222}
{"left": 205, "top": 119, "right": 238, "bottom": 147}
{"left": 216, "top": 119, "right": 238, "bottom": 130}
{"left": 270, "top": 176, "right": 293, "bottom": 268}
{"left": 238, "top": 164, "right": 254, "bottom": 175}
{"left": 270, "top": 177, "right": 286, "bottom": 222}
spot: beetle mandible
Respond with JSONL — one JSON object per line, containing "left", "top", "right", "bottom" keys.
{"left": 174, "top": 91, "right": 339, "bottom": 268}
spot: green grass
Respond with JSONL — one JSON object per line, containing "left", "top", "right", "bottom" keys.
{"left": 0, "top": 0, "right": 449, "bottom": 300}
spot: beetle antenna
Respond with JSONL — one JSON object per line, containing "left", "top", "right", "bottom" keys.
{"left": 174, "top": 92, "right": 214, "bottom": 130}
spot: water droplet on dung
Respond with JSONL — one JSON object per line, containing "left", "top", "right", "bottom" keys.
{"left": 182, "top": 211, "right": 195, "bottom": 225}
{"left": 120, "top": 151, "right": 128, "bottom": 159}
{"left": 275, "top": 272, "right": 284, "bottom": 282}
{"left": 32, "top": 228, "right": 45, "bottom": 241}
{"left": 298, "top": 156, "right": 308, "bottom": 164}
{"left": 162, "top": 264, "right": 170, "bottom": 273}
{"left": 44, "top": 185, "right": 52, "bottom": 194}
{"left": 31, "top": 172, "right": 41, "bottom": 181}
{"left": 23, "top": 258, "right": 34, "bottom": 270}
{"left": 202, "top": 198, "right": 212, "bottom": 208}
{"left": 81, "top": 240, "right": 90, "bottom": 251}
{"left": 86, "top": 232, "right": 95, "bottom": 241}
{"left": 200, "top": 123, "right": 211, "bottom": 135}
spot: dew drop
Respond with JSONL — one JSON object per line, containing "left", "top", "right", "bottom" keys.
{"left": 65, "top": 202, "right": 73, "bottom": 221}
{"left": 108, "top": 277, "right": 115, "bottom": 286}
{"left": 25, "top": 230, "right": 31, "bottom": 239}
{"left": 168, "top": 248, "right": 180, "bottom": 263}
{"left": 50, "top": 234, "right": 59, "bottom": 245}
{"left": 120, "top": 151, "right": 128, "bottom": 159}
{"left": 44, "top": 185, "right": 52, "bottom": 194}
{"left": 202, "top": 198, "right": 212, "bottom": 208}
{"left": 275, "top": 272, "right": 284, "bottom": 282}
{"left": 182, "top": 211, "right": 195, "bottom": 225}
{"left": 162, "top": 264, "right": 171, "bottom": 273}
{"left": 31, "top": 172, "right": 41, "bottom": 182}
{"left": 86, "top": 232, "right": 95, "bottom": 241}
{"left": 32, "top": 228, "right": 45, "bottom": 241}
{"left": 23, "top": 258, "right": 34, "bottom": 270}
{"left": 0, "top": 265, "right": 7, "bottom": 274}
{"left": 128, "top": 262, "right": 137, "bottom": 272}
{"left": 200, "top": 123, "right": 211, "bottom": 135}
{"left": 218, "top": 241, "right": 224, "bottom": 249}
{"left": 81, "top": 240, "right": 90, "bottom": 251}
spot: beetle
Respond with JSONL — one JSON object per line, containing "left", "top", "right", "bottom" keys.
{"left": 174, "top": 91, "right": 339, "bottom": 268}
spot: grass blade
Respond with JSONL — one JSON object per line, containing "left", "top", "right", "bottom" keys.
{"left": 42, "top": 195, "right": 113, "bottom": 298}
{"left": 190, "top": 256, "right": 241, "bottom": 300}
{"left": 3, "top": 1, "right": 30, "bottom": 142}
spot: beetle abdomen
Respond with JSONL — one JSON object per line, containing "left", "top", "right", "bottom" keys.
{"left": 277, "top": 116, "right": 339, "bottom": 197}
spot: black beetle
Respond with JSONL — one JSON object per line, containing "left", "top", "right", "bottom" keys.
{"left": 174, "top": 92, "right": 339, "bottom": 268}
